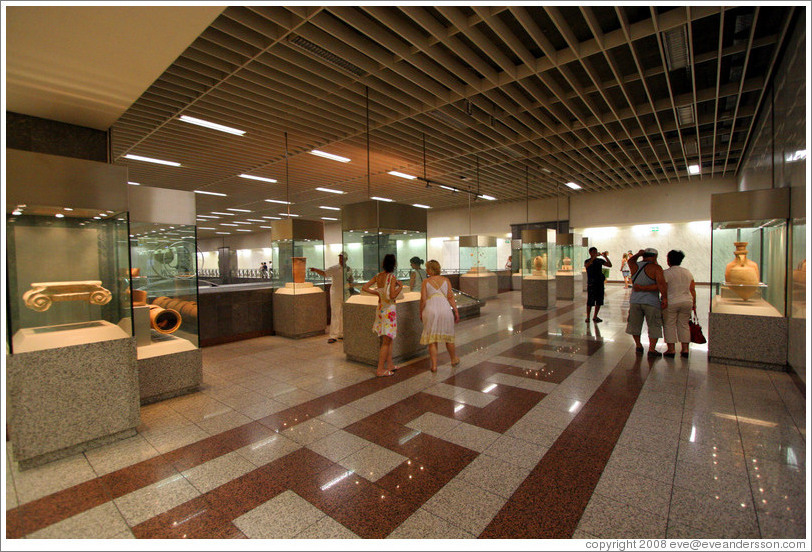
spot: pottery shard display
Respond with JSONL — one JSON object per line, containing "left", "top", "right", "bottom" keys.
{"left": 292, "top": 257, "right": 307, "bottom": 283}
{"left": 724, "top": 241, "right": 760, "bottom": 300}
{"left": 561, "top": 257, "right": 573, "bottom": 271}
{"left": 147, "top": 304, "right": 182, "bottom": 334}
{"left": 23, "top": 280, "right": 112, "bottom": 312}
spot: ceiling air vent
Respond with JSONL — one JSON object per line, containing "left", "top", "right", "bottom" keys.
{"left": 677, "top": 105, "right": 695, "bottom": 126}
{"left": 663, "top": 25, "right": 689, "bottom": 71}
{"left": 288, "top": 34, "right": 366, "bottom": 77}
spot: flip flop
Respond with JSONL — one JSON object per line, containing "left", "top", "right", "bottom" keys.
{"left": 376, "top": 370, "right": 395, "bottom": 377}
{"left": 451, "top": 360, "right": 461, "bottom": 367}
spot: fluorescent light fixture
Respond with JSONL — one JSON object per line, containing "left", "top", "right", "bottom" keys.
{"left": 239, "top": 174, "right": 277, "bottom": 183}
{"left": 216, "top": 232, "right": 231, "bottom": 235}
{"left": 236, "top": 229, "right": 251, "bottom": 232}
{"left": 63, "top": 208, "right": 73, "bottom": 211}
{"left": 565, "top": 182, "right": 581, "bottom": 190}
{"left": 221, "top": 223, "right": 239, "bottom": 227}
{"left": 128, "top": 181, "right": 140, "bottom": 186}
{"left": 262, "top": 216, "right": 281, "bottom": 220}
{"left": 786, "top": 149, "right": 807, "bottom": 163}
{"left": 413, "top": 204, "right": 431, "bottom": 209}
{"left": 259, "top": 226, "right": 272, "bottom": 229}
{"left": 232, "top": 221, "right": 252, "bottom": 225}
{"left": 226, "top": 208, "right": 251, "bottom": 212}
{"left": 55, "top": 213, "right": 64, "bottom": 218}
{"left": 93, "top": 216, "right": 101, "bottom": 219}
{"left": 315, "top": 187, "right": 346, "bottom": 194}
{"left": 371, "top": 196, "right": 393, "bottom": 202}
{"left": 179, "top": 115, "right": 245, "bottom": 136}
{"left": 320, "top": 206, "right": 341, "bottom": 211}
{"left": 541, "top": 168, "right": 552, "bottom": 174}
{"left": 211, "top": 212, "right": 235, "bottom": 216}
{"left": 195, "top": 190, "right": 227, "bottom": 197}
{"left": 196, "top": 215, "right": 220, "bottom": 219}
{"left": 321, "top": 217, "right": 338, "bottom": 221}
{"left": 246, "top": 219, "right": 265, "bottom": 222}
{"left": 309, "top": 150, "right": 351, "bottom": 163}
{"left": 265, "top": 199, "right": 291, "bottom": 205}
{"left": 198, "top": 227, "right": 216, "bottom": 230}
{"left": 439, "top": 185, "right": 457, "bottom": 192}
{"left": 279, "top": 213, "right": 299, "bottom": 217}
{"left": 688, "top": 164, "right": 701, "bottom": 174}
{"left": 124, "top": 154, "right": 180, "bottom": 167}
{"left": 478, "top": 194, "right": 497, "bottom": 200}
{"left": 388, "top": 171, "right": 416, "bottom": 180}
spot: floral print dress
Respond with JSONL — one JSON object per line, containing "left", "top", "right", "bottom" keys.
{"left": 372, "top": 273, "right": 398, "bottom": 339}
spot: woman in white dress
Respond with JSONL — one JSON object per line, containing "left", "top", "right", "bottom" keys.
{"left": 419, "top": 260, "right": 461, "bottom": 372}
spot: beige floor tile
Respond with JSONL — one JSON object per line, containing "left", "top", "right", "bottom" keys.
{"left": 238, "top": 398, "right": 289, "bottom": 420}
{"left": 281, "top": 418, "right": 339, "bottom": 445}
{"left": 482, "top": 435, "right": 549, "bottom": 469}
{"left": 422, "top": 478, "right": 506, "bottom": 536}
{"left": 387, "top": 508, "right": 475, "bottom": 539}
{"left": 141, "top": 424, "right": 210, "bottom": 455}
{"left": 577, "top": 494, "right": 668, "bottom": 538}
{"left": 195, "top": 409, "right": 253, "bottom": 436}
{"left": 317, "top": 405, "right": 370, "bottom": 428}
{"left": 181, "top": 451, "right": 256, "bottom": 493}
{"left": 306, "top": 430, "right": 371, "bottom": 463}
{"left": 442, "top": 423, "right": 501, "bottom": 453}
{"left": 457, "top": 454, "right": 531, "bottom": 498}
{"left": 84, "top": 434, "right": 159, "bottom": 476}
{"left": 405, "top": 412, "right": 462, "bottom": 437}
{"left": 234, "top": 490, "right": 325, "bottom": 539}
{"left": 113, "top": 474, "right": 200, "bottom": 527}
{"left": 12, "top": 453, "right": 97, "bottom": 505}
{"left": 338, "top": 443, "right": 407, "bottom": 482}
{"left": 28, "top": 502, "right": 130, "bottom": 539}
{"left": 294, "top": 516, "right": 361, "bottom": 539}
{"left": 274, "top": 388, "right": 319, "bottom": 407}
{"left": 235, "top": 433, "right": 302, "bottom": 468}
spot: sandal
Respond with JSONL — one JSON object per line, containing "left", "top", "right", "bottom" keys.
{"left": 327, "top": 338, "right": 337, "bottom": 343}
{"left": 635, "top": 346, "right": 644, "bottom": 353}
{"left": 664, "top": 352, "right": 676, "bottom": 358}
{"left": 376, "top": 370, "right": 395, "bottom": 377}
{"left": 592, "top": 317, "right": 602, "bottom": 323}
{"left": 451, "top": 358, "right": 461, "bottom": 367}
{"left": 681, "top": 352, "right": 689, "bottom": 358}
{"left": 648, "top": 350, "right": 663, "bottom": 357}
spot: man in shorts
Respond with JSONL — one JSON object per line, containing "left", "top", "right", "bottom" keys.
{"left": 584, "top": 247, "right": 611, "bottom": 322}
{"left": 626, "top": 248, "right": 668, "bottom": 356}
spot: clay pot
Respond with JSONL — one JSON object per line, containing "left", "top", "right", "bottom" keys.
{"left": 561, "top": 257, "right": 573, "bottom": 271}
{"left": 148, "top": 305, "right": 182, "bottom": 334}
{"left": 724, "top": 242, "right": 760, "bottom": 300}
{"left": 132, "top": 289, "right": 148, "bottom": 306}
{"left": 292, "top": 257, "right": 307, "bottom": 283}
{"left": 179, "top": 301, "right": 198, "bottom": 320}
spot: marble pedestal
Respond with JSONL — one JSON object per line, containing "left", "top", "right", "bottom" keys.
{"left": 7, "top": 335, "right": 140, "bottom": 469}
{"left": 708, "top": 297, "right": 787, "bottom": 369}
{"left": 511, "top": 273, "right": 522, "bottom": 291}
{"left": 343, "top": 293, "right": 424, "bottom": 366}
{"left": 138, "top": 345, "right": 202, "bottom": 405}
{"left": 556, "top": 273, "right": 581, "bottom": 300}
{"left": 460, "top": 271, "right": 497, "bottom": 300}
{"left": 522, "top": 277, "right": 556, "bottom": 310}
{"left": 273, "top": 286, "right": 327, "bottom": 338}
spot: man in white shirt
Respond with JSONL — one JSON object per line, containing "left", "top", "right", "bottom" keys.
{"left": 310, "top": 252, "right": 352, "bottom": 343}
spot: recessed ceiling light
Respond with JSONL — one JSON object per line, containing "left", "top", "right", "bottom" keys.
{"left": 227, "top": 208, "right": 251, "bottom": 212}
{"left": 12, "top": 210, "right": 22, "bottom": 216}
{"left": 196, "top": 215, "right": 220, "bottom": 219}
{"left": 239, "top": 174, "right": 277, "bottom": 183}
{"left": 309, "top": 150, "right": 351, "bottom": 163}
{"left": 316, "top": 187, "right": 346, "bottom": 194}
{"left": 371, "top": 196, "right": 393, "bottom": 202}
{"left": 211, "top": 212, "right": 235, "bottom": 216}
{"left": 388, "top": 171, "right": 416, "bottom": 180}
{"left": 279, "top": 213, "right": 299, "bottom": 217}
{"left": 124, "top": 154, "right": 180, "bottom": 167}
{"left": 63, "top": 208, "right": 73, "bottom": 211}
{"left": 198, "top": 227, "right": 216, "bottom": 230}
{"left": 179, "top": 115, "right": 245, "bottom": 136}
{"left": 262, "top": 216, "right": 281, "bottom": 220}
{"left": 232, "top": 221, "right": 251, "bottom": 225}
{"left": 413, "top": 204, "right": 431, "bottom": 209}
{"left": 688, "top": 164, "right": 701, "bottom": 175}
{"left": 259, "top": 226, "right": 272, "bottom": 229}
{"left": 265, "top": 199, "right": 291, "bottom": 205}
{"left": 128, "top": 181, "right": 140, "bottom": 186}
{"left": 55, "top": 213, "right": 64, "bottom": 218}
{"left": 195, "top": 190, "right": 227, "bottom": 197}
{"left": 246, "top": 219, "right": 265, "bottom": 222}
{"left": 236, "top": 229, "right": 251, "bottom": 232}
{"left": 221, "top": 223, "right": 239, "bottom": 227}
{"left": 93, "top": 216, "right": 101, "bottom": 219}
{"left": 321, "top": 217, "right": 338, "bottom": 221}
{"left": 478, "top": 194, "right": 497, "bottom": 200}
{"left": 541, "top": 168, "right": 552, "bottom": 174}
{"left": 319, "top": 206, "right": 341, "bottom": 211}
{"left": 565, "top": 182, "right": 582, "bottom": 190}
{"left": 216, "top": 232, "right": 231, "bottom": 235}
{"left": 439, "top": 185, "right": 457, "bottom": 192}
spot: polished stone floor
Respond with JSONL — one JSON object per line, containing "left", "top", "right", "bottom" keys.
{"left": 4, "top": 285, "right": 807, "bottom": 540}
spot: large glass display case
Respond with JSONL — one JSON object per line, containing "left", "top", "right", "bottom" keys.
{"left": 789, "top": 216, "right": 805, "bottom": 319}
{"left": 129, "top": 222, "right": 199, "bottom": 348}
{"left": 271, "top": 220, "right": 326, "bottom": 292}
{"left": 6, "top": 207, "right": 132, "bottom": 354}
{"left": 459, "top": 235, "right": 498, "bottom": 273}
{"left": 521, "top": 228, "right": 557, "bottom": 309}
{"left": 510, "top": 239, "right": 522, "bottom": 275}
{"left": 556, "top": 232, "right": 583, "bottom": 300}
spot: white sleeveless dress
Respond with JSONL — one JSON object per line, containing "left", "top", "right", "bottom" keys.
{"left": 420, "top": 279, "right": 455, "bottom": 344}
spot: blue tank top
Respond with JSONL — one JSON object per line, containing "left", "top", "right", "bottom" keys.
{"left": 630, "top": 261, "right": 661, "bottom": 307}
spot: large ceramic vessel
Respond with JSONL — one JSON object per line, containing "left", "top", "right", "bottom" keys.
{"left": 724, "top": 241, "right": 760, "bottom": 300}
{"left": 292, "top": 257, "right": 307, "bottom": 283}
{"left": 147, "top": 304, "right": 182, "bottom": 334}
{"left": 561, "top": 257, "right": 573, "bottom": 272}
{"left": 23, "top": 280, "right": 112, "bottom": 312}
{"left": 532, "top": 254, "right": 548, "bottom": 277}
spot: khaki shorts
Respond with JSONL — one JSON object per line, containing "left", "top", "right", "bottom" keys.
{"left": 625, "top": 303, "right": 663, "bottom": 339}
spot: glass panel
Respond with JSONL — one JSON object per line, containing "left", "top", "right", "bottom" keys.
{"left": 343, "top": 229, "right": 426, "bottom": 295}
{"left": 271, "top": 238, "right": 325, "bottom": 293}
{"left": 6, "top": 209, "right": 132, "bottom": 354}
{"left": 129, "top": 222, "right": 199, "bottom": 348}
{"left": 459, "top": 242, "right": 497, "bottom": 272}
{"left": 790, "top": 218, "right": 806, "bottom": 319}
{"left": 557, "top": 244, "right": 575, "bottom": 275}
{"left": 521, "top": 240, "right": 556, "bottom": 279}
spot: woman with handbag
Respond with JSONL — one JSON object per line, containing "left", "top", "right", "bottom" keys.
{"left": 662, "top": 250, "right": 697, "bottom": 358}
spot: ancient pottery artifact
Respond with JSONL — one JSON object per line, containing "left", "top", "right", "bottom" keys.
{"left": 292, "top": 257, "right": 307, "bottom": 283}
{"left": 724, "top": 241, "right": 760, "bottom": 300}
{"left": 147, "top": 304, "right": 182, "bottom": 334}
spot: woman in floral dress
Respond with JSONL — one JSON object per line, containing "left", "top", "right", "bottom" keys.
{"left": 361, "top": 254, "right": 403, "bottom": 377}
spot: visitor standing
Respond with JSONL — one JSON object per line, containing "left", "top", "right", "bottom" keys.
{"left": 362, "top": 254, "right": 403, "bottom": 377}
{"left": 310, "top": 251, "right": 352, "bottom": 344}
{"left": 409, "top": 256, "right": 427, "bottom": 291}
{"left": 625, "top": 248, "right": 668, "bottom": 356}
{"left": 419, "top": 260, "right": 461, "bottom": 372}
{"left": 620, "top": 253, "right": 631, "bottom": 288}
{"left": 662, "top": 250, "right": 696, "bottom": 358}
{"left": 505, "top": 255, "right": 513, "bottom": 270}
{"left": 584, "top": 247, "right": 612, "bottom": 322}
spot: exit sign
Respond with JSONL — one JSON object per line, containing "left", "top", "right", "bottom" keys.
{"left": 650, "top": 226, "right": 659, "bottom": 232}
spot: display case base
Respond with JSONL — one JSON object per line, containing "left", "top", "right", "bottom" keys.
{"left": 273, "top": 289, "right": 327, "bottom": 339}
{"left": 343, "top": 293, "right": 425, "bottom": 366}
{"left": 511, "top": 273, "right": 522, "bottom": 291}
{"left": 6, "top": 336, "right": 140, "bottom": 469}
{"left": 556, "top": 273, "right": 581, "bottom": 300}
{"left": 138, "top": 347, "right": 203, "bottom": 405}
{"left": 459, "top": 272, "right": 497, "bottom": 300}
{"left": 708, "top": 302, "right": 788, "bottom": 370}
{"left": 522, "top": 277, "right": 557, "bottom": 310}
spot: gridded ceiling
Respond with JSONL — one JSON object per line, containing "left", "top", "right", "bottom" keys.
{"left": 110, "top": 5, "right": 798, "bottom": 239}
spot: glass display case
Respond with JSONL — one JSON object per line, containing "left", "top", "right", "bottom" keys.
{"left": 510, "top": 239, "right": 522, "bottom": 274}
{"left": 6, "top": 207, "right": 132, "bottom": 355}
{"left": 556, "top": 233, "right": 582, "bottom": 301}
{"left": 129, "top": 222, "right": 199, "bottom": 348}
{"left": 343, "top": 229, "right": 427, "bottom": 292}
{"left": 271, "top": 219, "right": 326, "bottom": 292}
{"left": 789, "top": 216, "right": 805, "bottom": 320}
{"left": 522, "top": 234, "right": 557, "bottom": 280}
{"left": 459, "top": 235, "right": 498, "bottom": 273}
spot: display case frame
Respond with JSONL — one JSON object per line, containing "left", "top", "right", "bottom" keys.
{"left": 458, "top": 235, "right": 498, "bottom": 300}
{"left": 556, "top": 232, "right": 583, "bottom": 300}
{"left": 521, "top": 228, "right": 557, "bottom": 309}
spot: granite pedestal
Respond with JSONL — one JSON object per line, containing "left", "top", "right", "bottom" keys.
{"left": 556, "top": 273, "right": 581, "bottom": 300}
{"left": 343, "top": 293, "right": 425, "bottom": 366}
{"left": 459, "top": 271, "right": 498, "bottom": 300}
{"left": 522, "top": 277, "right": 557, "bottom": 310}
{"left": 7, "top": 333, "right": 140, "bottom": 469}
{"left": 708, "top": 297, "right": 788, "bottom": 370}
{"left": 273, "top": 285, "right": 327, "bottom": 339}
{"left": 511, "top": 273, "right": 522, "bottom": 291}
